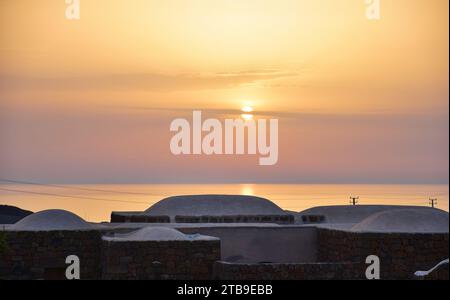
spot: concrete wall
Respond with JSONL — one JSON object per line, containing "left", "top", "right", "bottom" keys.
{"left": 317, "top": 228, "right": 449, "bottom": 280}
{"left": 102, "top": 240, "right": 220, "bottom": 280}
{"left": 179, "top": 226, "right": 318, "bottom": 263}
{"left": 0, "top": 231, "right": 102, "bottom": 280}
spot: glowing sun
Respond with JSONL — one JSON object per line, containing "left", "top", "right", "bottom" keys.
{"left": 241, "top": 106, "right": 254, "bottom": 120}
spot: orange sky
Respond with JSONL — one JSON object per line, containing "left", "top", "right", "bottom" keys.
{"left": 0, "top": 0, "right": 448, "bottom": 183}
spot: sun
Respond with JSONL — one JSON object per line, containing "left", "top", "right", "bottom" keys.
{"left": 241, "top": 106, "right": 254, "bottom": 120}
{"left": 241, "top": 106, "right": 254, "bottom": 113}
{"left": 240, "top": 184, "right": 255, "bottom": 196}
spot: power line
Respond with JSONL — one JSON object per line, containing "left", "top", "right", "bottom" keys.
{"left": 0, "top": 187, "right": 149, "bottom": 205}
{"left": 0, "top": 178, "right": 155, "bottom": 196}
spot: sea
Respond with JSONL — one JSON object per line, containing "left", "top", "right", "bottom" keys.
{"left": 0, "top": 184, "right": 448, "bottom": 222}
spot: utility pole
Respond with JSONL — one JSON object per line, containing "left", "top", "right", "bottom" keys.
{"left": 350, "top": 196, "right": 359, "bottom": 206}
{"left": 429, "top": 198, "right": 438, "bottom": 208}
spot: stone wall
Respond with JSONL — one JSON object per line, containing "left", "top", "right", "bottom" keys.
{"left": 110, "top": 213, "right": 170, "bottom": 223}
{"left": 1, "top": 230, "right": 221, "bottom": 280}
{"left": 175, "top": 215, "right": 294, "bottom": 225}
{"left": 213, "top": 261, "right": 365, "bottom": 280}
{"left": 0, "top": 231, "right": 102, "bottom": 280}
{"left": 2, "top": 227, "right": 448, "bottom": 280}
{"left": 317, "top": 228, "right": 449, "bottom": 280}
{"left": 101, "top": 239, "right": 220, "bottom": 280}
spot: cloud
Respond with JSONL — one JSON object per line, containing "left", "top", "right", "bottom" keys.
{"left": 0, "top": 70, "right": 298, "bottom": 92}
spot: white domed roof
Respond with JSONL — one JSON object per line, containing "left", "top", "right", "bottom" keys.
{"left": 10, "top": 209, "right": 92, "bottom": 231}
{"left": 145, "top": 195, "right": 286, "bottom": 219}
{"left": 351, "top": 208, "right": 449, "bottom": 233}
{"left": 102, "top": 227, "right": 218, "bottom": 242}
{"left": 297, "top": 205, "right": 425, "bottom": 224}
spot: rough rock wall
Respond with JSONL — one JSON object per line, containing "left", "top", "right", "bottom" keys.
{"left": 0, "top": 231, "right": 102, "bottom": 280}
{"left": 101, "top": 240, "right": 220, "bottom": 280}
{"left": 317, "top": 228, "right": 449, "bottom": 280}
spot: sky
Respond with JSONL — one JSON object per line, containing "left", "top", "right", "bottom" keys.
{"left": 0, "top": 0, "right": 448, "bottom": 184}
